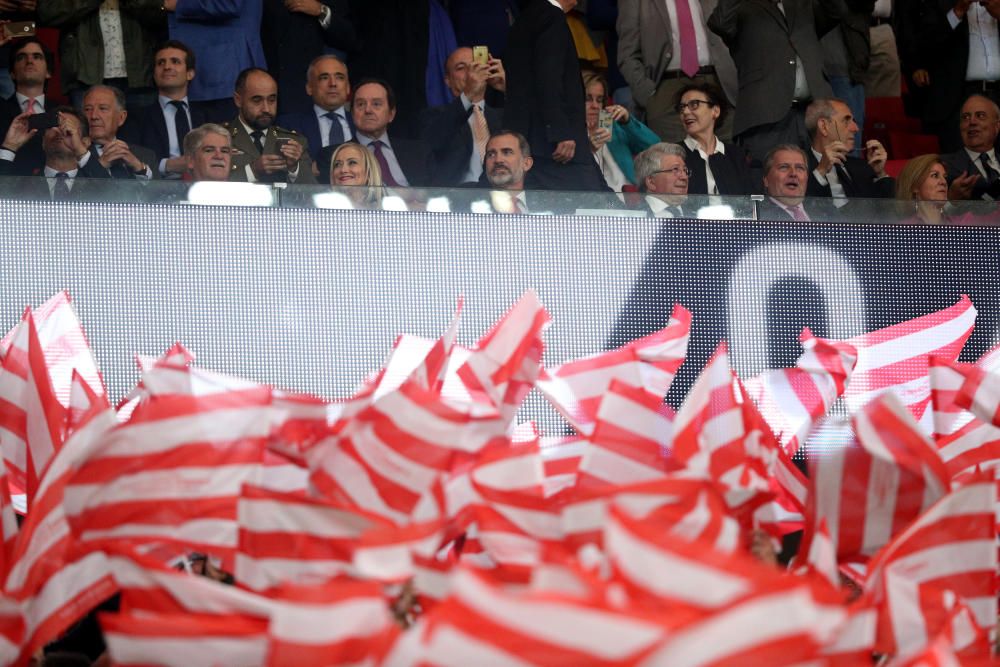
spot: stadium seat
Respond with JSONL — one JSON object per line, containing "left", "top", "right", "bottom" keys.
{"left": 888, "top": 132, "right": 940, "bottom": 159}
{"left": 884, "top": 159, "right": 907, "bottom": 179}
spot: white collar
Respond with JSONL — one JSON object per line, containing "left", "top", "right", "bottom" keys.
{"left": 44, "top": 166, "right": 78, "bottom": 178}
{"left": 683, "top": 134, "right": 724, "bottom": 157}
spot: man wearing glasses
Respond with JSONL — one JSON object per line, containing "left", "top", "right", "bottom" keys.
{"left": 632, "top": 142, "right": 692, "bottom": 216}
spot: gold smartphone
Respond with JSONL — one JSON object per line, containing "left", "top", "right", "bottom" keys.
{"left": 472, "top": 46, "right": 489, "bottom": 66}
{"left": 4, "top": 21, "right": 36, "bottom": 38}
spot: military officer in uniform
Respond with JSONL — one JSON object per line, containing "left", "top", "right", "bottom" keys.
{"left": 225, "top": 67, "right": 316, "bottom": 183}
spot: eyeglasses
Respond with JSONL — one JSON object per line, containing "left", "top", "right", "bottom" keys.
{"left": 675, "top": 99, "right": 713, "bottom": 113}
{"left": 651, "top": 166, "right": 691, "bottom": 178}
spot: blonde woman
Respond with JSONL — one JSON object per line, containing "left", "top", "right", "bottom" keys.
{"left": 895, "top": 154, "right": 950, "bottom": 224}
{"left": 329, "top": 141, "right": 384, "bottom": 207}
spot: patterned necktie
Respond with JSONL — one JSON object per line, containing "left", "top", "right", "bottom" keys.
{"left": 170, "top": 100, "right": 190, "bottom": 144}
{"left": 471, "top": 104, "right": 490, "bottom": 161}
{"left": 673, "top": 0, "right": 700, "bottom": 78}
{"left": 370, "top": 140, "right": 399, "bottom": 187}
{"left": 251, "top": 130, "right": 265, "bottom": 155}
{"left": 980, "top": 152, "right": 1000, "bottom": 183}
{"left": 52, "top": 172, "right": 71, "bottom": 200}
{"left": 324, "top": 111, "right": 345, "bottom": 147}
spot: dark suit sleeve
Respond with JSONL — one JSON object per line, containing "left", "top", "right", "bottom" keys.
{"left": 707, "top": 0, "right": 742, "bottom": 46}
{"left": 420, "top": 99, "right": 474, "bottom": 186}
{"left": 0, "top": 157, "right": 14, "bottom": 176}
{"left": 813, "top": 0, "right": 847, "bottom": 38}
{"left": 531, "top": 9, "right": 576, "bottom": 143}
{"left": 322, "top": 0, "right": 362, "bottom": 51}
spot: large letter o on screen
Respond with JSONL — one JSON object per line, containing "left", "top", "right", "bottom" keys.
{"left": 727, "top": 242, "right": 867, "bottom": 380}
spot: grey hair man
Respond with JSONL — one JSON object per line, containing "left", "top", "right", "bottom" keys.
{"left": 183, "top": 122, "right": 232, "bottom": 182}
{"left": 634, "top": 142, "right": 690, "bottom": 216}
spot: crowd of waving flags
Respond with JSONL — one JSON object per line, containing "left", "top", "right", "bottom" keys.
{"left": 0, "top": 289, "right": 993, "bottom": 665}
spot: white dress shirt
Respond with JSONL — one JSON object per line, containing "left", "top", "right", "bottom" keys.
{"left": 357, "top": 132, "right": 410, "bottom": 187}
{"left": 684, "top": 135, "right": 725, "bottom": 195}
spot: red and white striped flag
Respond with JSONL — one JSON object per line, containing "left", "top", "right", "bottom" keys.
{"left": 101, "top": 611, "right": 270, "bottom": 667}
{"left": 399, "top": 567, "right": 667, "bottom": 666}
{"left": 64, "top": 387, "right": 274, "bottom": 569}
{"left": 235, "top": 483, "right": 391, "bottom": 592}
{"left": 575, "top": 380, "right": 676, "bottom": 491}
{"left": 537, "top": 303, "right": 690, "bottom": 436}
{"left": 671, "top": 343, "right": 776, "bottom": 511}
{"left": 842, "top": 295, "right": 976, "bottom": 429}
{"left": 863, "top": 474, "right": 997, "bottom": 657}
{"left": 744, "top": 328, "right": 857, "bottom": 458}
{"left": 809, "top": 391, "right": 950, "bottom": 561}
{"left": 0, "top": 309, "right": 67, "bottom": 503}
{"left": 638, "top": 579, "right": 850, "bottom": 666}
{"left": 603, "top": 504, "right": 772, "bottom": 612}
{"left": 455, "top": 290, "right": 550, "bottom": 424}
{"left": 929, "top": 346, "right": 1000, "bottom": 479}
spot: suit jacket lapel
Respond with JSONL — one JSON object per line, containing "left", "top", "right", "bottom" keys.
{"left": 752, "top": 0, "right": 788, "bottom": 31}
{"left": 152, "top": 106, "right": 171, "bottom": 158}
{"left": 650, "top": 0, "right": 673, "bottom": 34}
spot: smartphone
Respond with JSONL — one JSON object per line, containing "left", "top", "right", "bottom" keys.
{"left": 598, "top": 109, "right": 614, "bottom": 132}
{"left": 27, "top": 112, "right": 58, "bottom": 132}
{"left": 3, "top": 21, "right": 36, "bottom": 38}
{"left": 472, "top": 46, "right": 489, "bottom": 66}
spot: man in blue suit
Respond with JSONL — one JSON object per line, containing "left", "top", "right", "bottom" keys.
{"left": 163, "top": 0, "right": 266, "bottom": 123}
{"left": 276, "top": 54, "right": 354, "bottom": 183}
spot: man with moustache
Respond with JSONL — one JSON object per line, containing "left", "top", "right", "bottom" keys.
{"left": 481, "top": 130, "right": 534, "bottom": 212}
{"left": 224, "top": 67, "right": 315, "bottom": 183}
{"left": 633, "top": 142, "right": 692, "bottom": 217}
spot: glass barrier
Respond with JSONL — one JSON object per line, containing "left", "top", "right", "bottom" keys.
{"left": 3, "top": 174, "right": 1000, "bottom": 224}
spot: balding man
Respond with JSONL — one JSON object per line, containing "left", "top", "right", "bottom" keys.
{"left": 758, "top": 143, "right": 821, "bottom": 221}
{"left": 941, "top": 94, "right": 1000, "bottom": 201}
{"left": 421, "top": 46, "right": 504, "bottom": 186}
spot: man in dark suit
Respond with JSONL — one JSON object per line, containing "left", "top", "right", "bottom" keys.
{"left": 942, "top": 94, "right": 1000, "bottom": 201}
{"left": 276, "top": 54, "right": 354, "bottom": 183}
{"left": 0, "top": 38, "right": 54, "bottom": 176}
{"left": 502, "top": 0, "right": 608, "bottom": 191}
{"left": 82, "top": 85, "right": 157, "bottom": 180}
{"left": 708, "top": 0, "right": 846, "bottom": 165}
{"left": 804, "top": 97, "right": 894, "bottom": 204}
{"left": 123, "top": 40, "right": 206, "bottom": 179}
{"left": 0, "top": 106, "right": 111, "bottom": 200}
{"left": 896, "top": 0, "right": 1000, "bottom": 153}
{"left": 421, "top": 46, "right": 504, "bottom": 187}
{"left": 262, "top": 0, "right": 359, "bottom": 116}
{"left": 617, "top": 0, "right": 739, "bottom": 142}
{"left": 224, "top": 68, "right": 315, "bottom": 184}
{"left": 758, "top": 143, "right": 831, "bottom": 221}
{"left": 351, "top": 78, "right": 433, "bottom": 187}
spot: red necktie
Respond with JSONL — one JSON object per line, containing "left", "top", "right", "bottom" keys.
{"left": 674, "top": 0, "right": 700, "bottom": 78}
{"left": 25, "top": 97, "right": 38, "bottom": 114}
{"left": 371, "top": 140, "right": 399, "bottom": 187}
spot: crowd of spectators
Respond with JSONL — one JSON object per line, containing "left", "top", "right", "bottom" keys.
{"left": 0, "top": 0, "right": 996, "bottom": 220}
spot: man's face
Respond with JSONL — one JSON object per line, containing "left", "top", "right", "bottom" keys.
{"left": 154, "top": 47, "right": 194, "bottom": 94}
{"left": 960, "top": 96, "right": 1000, "bottom": 153}
{"left": 645, "top": 154, "right": 689, "bottom": 195}
{"left": 351, "top": 83, "right": 395, "bottom": 137}
{"left": 235, "top": 71, "right": 278, "bottom": 131}
{"left": 83, "top": 89, "right": 126, "bottom": 145}
{"left": 820, "top": 101, "right": 858, "bottom": 151}
{"left": 306, "top": 57, "right": 350, "bottom": 111}
{"left": 11, "top": 42, "right": 49, "bottom": 89}
{"left": 484, "top": 134, "right": 532, "bottom": 189}
{"left": 187, "top": 132, "right": 232, "bottom": 181}
{"left": 763, "top": 149, "right": 809, "bottom": 200}
{"left": 444, "top": 48, "right": 473, "bottom": 98}
{"left": 42, "top": 112, "right": 86, "bottom": 159}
